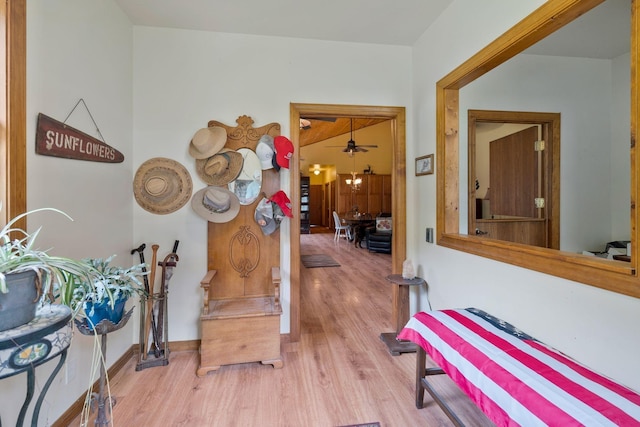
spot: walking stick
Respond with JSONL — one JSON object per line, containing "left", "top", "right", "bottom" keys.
{"left": 155, "top": 240, "right": 179, "bottom": 351}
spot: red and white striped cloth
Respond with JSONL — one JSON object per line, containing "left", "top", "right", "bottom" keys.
{"left": 398, "top": 309, "right": 640, "bottom": 427}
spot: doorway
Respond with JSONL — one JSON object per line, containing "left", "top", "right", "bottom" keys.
{"left": 289, "top": 103, "right": 407, "bottom": 341}
{"left": 468, "top": 110, "right": 560, "bottom": 249}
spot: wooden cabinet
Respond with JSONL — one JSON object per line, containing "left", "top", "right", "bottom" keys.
{"left": 335, "top": 174, "right": 391, "bottom": 215}
{"left": 309, "top": 184, "right": 323, "bottom": 226}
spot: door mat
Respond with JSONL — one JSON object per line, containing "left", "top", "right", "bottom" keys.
{"left": 337, "top": 423, "right": 381, "bottom": 427}
{"left": 301, "top": 254, "right": 341, "bottom": 268}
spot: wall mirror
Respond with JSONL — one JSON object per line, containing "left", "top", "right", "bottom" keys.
{"left": 436, "top": 0, "right": 640, "bottom": 298}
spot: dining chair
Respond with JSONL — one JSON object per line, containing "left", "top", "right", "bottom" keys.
{"left": 332, "top": 211, "right": 351, "bottom": 241}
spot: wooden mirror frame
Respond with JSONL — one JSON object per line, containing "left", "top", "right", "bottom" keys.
{"left": 436, "top": 0, "right": 640, "bottom": 298}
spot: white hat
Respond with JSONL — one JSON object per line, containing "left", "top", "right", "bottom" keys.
{"left": 191, "top": 186, "right": 240, "bottom": 223}
{"left": 256, "top": 135, "right": 275, "bottom": 170}
{"left": 188, "top": 126, "right": 227, "bottom": 159}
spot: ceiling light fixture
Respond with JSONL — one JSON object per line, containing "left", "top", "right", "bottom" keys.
{"left": 345, "top": 154, "right": 362, "bottom": 191}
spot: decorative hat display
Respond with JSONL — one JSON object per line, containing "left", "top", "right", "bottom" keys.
{"left": 133, "top": 157, "right": 193, "bottom": 215}
{"left": 254, "top": 197, "right": 279, "bottom": 235}
{"left": 256, "top": 135, "right": 275, "bottom": 170}
{"left": 269, "top": 190, "right": 293, "bottom": 218}
{"left": 195, "top": 148, "right": 243, "bottom": 186}
{"left": 274, "top": 136, "right": 294, "bottom": 169}
{"left": 191, "top": 186, "right": 240, "bottom": 223}
{"left": 228, "top": 148, "right": 262, "bottom": 205}
{"left": 188, "top": 126, "right": 227, "bottom": 159}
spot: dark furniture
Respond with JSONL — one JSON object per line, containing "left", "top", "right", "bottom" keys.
{"left": 300, "top": 176, "right": 310, "bottom": 234}
{"left": 367, "top": 230, "right": 392, "bottom": 253}
{"left": 366, "top": 215, "right": 392, "bottom": 253}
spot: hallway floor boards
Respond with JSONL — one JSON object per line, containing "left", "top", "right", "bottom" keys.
{"left": 69, "top": 232, "right": 492, "bottom": 426}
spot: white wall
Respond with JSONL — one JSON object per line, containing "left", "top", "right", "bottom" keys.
{"left": 14, "top": 1, "right": 640, "bottom": 424}
{"left": 131, "top": 27, "right": 412, "bottom": 340}
{"left": 412, "top": 0, "right": 640, "bottom": 392}
{"left": 6, "top": 0, "right": 134, "bottom": 425}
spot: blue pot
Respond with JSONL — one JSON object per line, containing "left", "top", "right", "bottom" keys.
{"left": 84, "top": 297, "right": 127, "bottom": 330}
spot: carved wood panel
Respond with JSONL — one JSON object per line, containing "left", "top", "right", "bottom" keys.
{"left": 205, "top": 116, "right": 281, "bottom": 300}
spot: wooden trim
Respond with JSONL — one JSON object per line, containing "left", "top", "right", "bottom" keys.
{"left": 290, "top": 103, "right": 406, "bottom": 341}
{"left": 3, "top": 0, "right": 27, "bottom": 227}
{"left": 436, "top": 0, "right": 640, "bottom": 298}
{"left": 467, "top": 110, "right": 560, "bottom": 249}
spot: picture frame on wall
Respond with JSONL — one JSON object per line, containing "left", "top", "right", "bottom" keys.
{"left": 415, "top": 154, "right": 434, "bottom": 176}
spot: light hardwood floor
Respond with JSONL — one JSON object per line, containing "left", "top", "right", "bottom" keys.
{"left": 70, "top": 230, "right": 493, "bottom": 426}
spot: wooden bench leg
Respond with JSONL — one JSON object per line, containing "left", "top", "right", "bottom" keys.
{"left": 416, "top": 346, "right": 466, "bottom": 427}
{"left": 416, "top": 346, "right": 426, "bottom": 408}
{"left": 261, "top": 357, "right": 284, "bottom": 369}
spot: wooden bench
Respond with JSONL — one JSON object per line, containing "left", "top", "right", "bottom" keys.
{"left": 398, "top": 308, "right": 640, "bottom": 426}
{"left": 197, "top": 268, "right": 282, "bottom": 376}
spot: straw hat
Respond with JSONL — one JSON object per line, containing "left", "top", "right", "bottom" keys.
{"left": 191, "top": 186, "right": 240, "bottom": 223}
{"left": 133, "top": 158, "right": 193, "bottom": 214}
{"left": 195, "top": 148, "right": 243, "bottom": 186}
{"left": 188, "top": 126, "right": 227, "bottom": 159}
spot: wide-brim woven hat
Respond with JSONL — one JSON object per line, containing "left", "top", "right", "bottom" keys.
{"left": 191, "top": 186, "right": 240, "bottom": 223}
{"left": 133, "top": 157, "right": 193, "bottom": 214}
{"left": 195, "top": 148, "right": 243, "bottom": 186}
{"left": 188, "top": 126, "right": 227, "bottom": 159}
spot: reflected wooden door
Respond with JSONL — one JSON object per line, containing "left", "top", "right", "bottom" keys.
{"left": 490, "top": 126, "right": 539, "bottom": 217}
{"left": 476, "top": 125, "right": 548, "bottom": 247}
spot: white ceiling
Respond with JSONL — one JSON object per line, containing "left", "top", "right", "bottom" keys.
{"left": 112, "top": 0, "right": 453, "bottom": 46}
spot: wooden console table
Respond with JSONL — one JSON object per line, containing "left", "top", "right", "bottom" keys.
{"left": 380, "top": 274, "right": 426, "bottom": 355}
{"left": 0, "top": 304, "right": 72, "bottom": 427}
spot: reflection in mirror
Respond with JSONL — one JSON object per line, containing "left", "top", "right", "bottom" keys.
{"left": 461, "top": 0, "right": 630, "bottom": 255}
{"left": 469, "top": 111, "right": 560, "bottom": 249}
{"left": 229, "top": 148, "right": 262, "bottom": 205}
{"left": 436, "top": 0, "right": 640, "bottom": 297}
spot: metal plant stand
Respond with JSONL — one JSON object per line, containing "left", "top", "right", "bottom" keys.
{"left": 75, "top": 308, "right": 133, "bottom": 427}
{"left": 0, "top": 305, "right": 72, "bottom": 427}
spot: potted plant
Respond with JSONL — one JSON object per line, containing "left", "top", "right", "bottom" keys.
{"left": 61, "top": 255, "right": 147, "bottom": 330}
{"left": 0, "top": 207, "right": 95, "bottom": 331}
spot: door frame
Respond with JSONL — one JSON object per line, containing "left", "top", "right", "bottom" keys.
{"left": 468, "top": 110, "right": 560, "bottom": 250}
{"left": 289, "top": 103, "right": 406, "bottom": 341}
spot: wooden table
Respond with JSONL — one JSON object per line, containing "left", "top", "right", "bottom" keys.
{"left": 342, "top": 215, "right": 374, "bottom": 243}
{"left": 380, "top": 274, "right": 426, "bottom": 355}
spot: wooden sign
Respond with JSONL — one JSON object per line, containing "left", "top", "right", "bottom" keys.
{"left": 35, "top": 113, "right": 124, "bottom": 163}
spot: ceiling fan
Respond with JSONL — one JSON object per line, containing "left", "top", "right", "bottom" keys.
{"left": 327, "top": 118, "right": 378, "bottom": 155}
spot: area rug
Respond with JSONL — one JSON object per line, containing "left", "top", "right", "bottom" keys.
{"left": 336, "top": 423, "right": 380, "bottom": 427}
{"left": 301, "top": 254, "right": 341, "bottom": 268}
